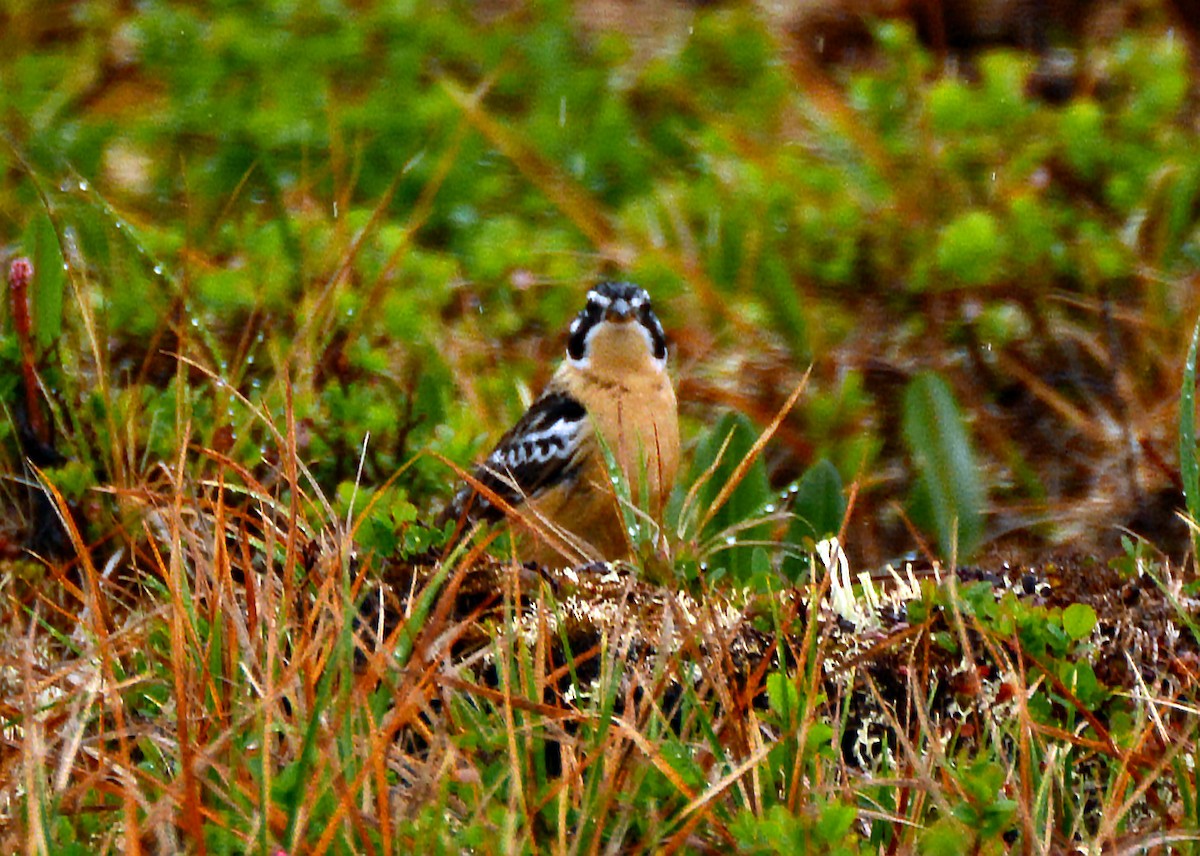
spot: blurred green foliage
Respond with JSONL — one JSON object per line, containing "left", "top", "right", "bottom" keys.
{"left": 1, "top": 0, "right": 1198, "bottom": 563}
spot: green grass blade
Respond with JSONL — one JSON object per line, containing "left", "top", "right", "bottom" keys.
{"left": 1180, "top": 316, "right": 1200, "bottom": 559}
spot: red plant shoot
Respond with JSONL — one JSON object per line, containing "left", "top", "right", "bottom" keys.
{"left": 8, "top": 256, "right": 48, "bottom": 445}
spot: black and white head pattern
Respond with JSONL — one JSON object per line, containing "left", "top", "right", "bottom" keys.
{"left": 451, "top": 391, "right": 588, "bottom": 521}
{"left": 566, "top": 281, "right": 667, "bottom": 369}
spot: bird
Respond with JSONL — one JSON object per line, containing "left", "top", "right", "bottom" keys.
{"left": 444, "top": 282, "right": 680, "bottom": 566}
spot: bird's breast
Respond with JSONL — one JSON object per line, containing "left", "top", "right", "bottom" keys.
{"left": 580, "top": 371, "right": 679, "bottom": 503}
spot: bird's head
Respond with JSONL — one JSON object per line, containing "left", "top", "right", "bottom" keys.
{"left": 565, "top": 282, "right": 668, "bottom": 378}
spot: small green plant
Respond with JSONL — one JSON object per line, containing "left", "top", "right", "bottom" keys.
{"left": 683, "top": 410, "right": 774, "bottom": 582}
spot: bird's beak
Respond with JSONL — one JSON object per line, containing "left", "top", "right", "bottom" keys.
{"left": 605, "top": 298, "right": 634, "bottom": 322}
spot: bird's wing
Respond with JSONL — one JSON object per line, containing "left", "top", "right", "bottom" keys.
{"left": 448, "top": 390, "right": 590, "bottom": 522}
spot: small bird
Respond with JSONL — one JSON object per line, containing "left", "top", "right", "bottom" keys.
{"left": 445, "top": 282, "right": 680, "bottom": 565}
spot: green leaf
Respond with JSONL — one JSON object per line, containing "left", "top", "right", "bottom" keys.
{"left": 792, "top": 459, "right": 845, "bottom": 541}
{"left": 927, "top": 79, "right": 973, "bottom": 133}
{"left": 902, "top": 372, "right": 985, "bottom": 561}
{"left": 815, "top": 802, "right": 857, "bottom": 844}
{"left": 1062, "top": 603, "right": 1097, "bottom": 640}
{"left": 1060, "top": 659, "right": 1104, "bottom": 708}
{"left": 805, "top": 720, "right": 835, "bottom": 757}
{"left": 782, "top": 459, "right": 846, "bottom": 582}
{"left": 21, "top": 213, "right": 66, "bottom": 351}
{"left": 765, "top": 670, "right": 799, "bottom": 724}
{"left": 920, "top": 817, "right": 974, "bottom": 856}
{"left": 749, "top": 545, "right": 773, "bottom": 585}
{"left": 960, "top": 759, "right": 1005, "bottom": 806}
{"left": 1059, "top": 100, "right": 1106, "bottom": 179}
